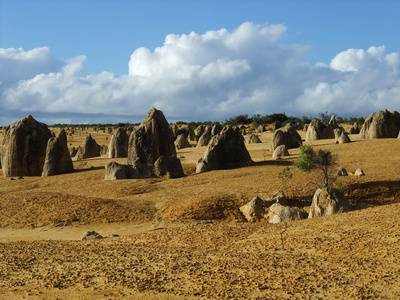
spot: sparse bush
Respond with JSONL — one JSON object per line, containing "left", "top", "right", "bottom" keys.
{"left": 294, "top": 145, "right": 337, "bottom": 189}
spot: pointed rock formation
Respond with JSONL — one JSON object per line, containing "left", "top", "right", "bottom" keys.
{"left": 1, "top": 115, "right": 52, "bottom": 177}
{"left": 127, "top": 108, "right": 183, "bottom": 178}
{"left": 74, "top": 134, "right": 101, "bottom": 160}
{"left": 197, "top": 126, "right": 212, "bottom": 147}
{"left": 174, "top": 134, "right": 192, "bottom": 150}
{"left": 196, "top": 126, "right": 253, "bottom": 173}
{"left": 108, "top": 127, "right": 129, "bottom": 158}
{"left": 42, "top": 129, "right": 74, "bottom": 176}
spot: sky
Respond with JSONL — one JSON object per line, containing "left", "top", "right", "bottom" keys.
{"left": 0, "top": 0, "right": 400, "bottom": 125}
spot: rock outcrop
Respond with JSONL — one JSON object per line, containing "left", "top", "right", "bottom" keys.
{"left": 69, "top": 147, "right": 78, "bottom": 157}
{"left": 334, "top": 128, "right": 351, "bottom": 144}
{"left": 353, "top": 168, "right": 365, "bottom": 176}
{"left": 196, "top": 126, "right": 253, "bottom": 173}
{"left": 127, "top": 108, "right": 183, "bottom": 178}
{"left": 308, "top": 188, "right": 351, "bottom": 218}
{"left": 270, "top": 123, "right": 302, "bottom": 151}
{"left": 246, "top": 134, "right": 262, "bottom": 144}
{"left": 74, "top": 134, "right": 101, "bottom": 160}
{"left": 359, "top": 110, "right": 400, "bottom": 139}
{"left": 81, "top": 231, "right": 103, "bottom": 240}
{"left": 305, "top": 118, "right": 338, "bottom": 141}
{"left": 196, "top": 127, "right": 212, "bottom": 147}
{"left": 264, "top": 191, "right": 288, "bottom": 207}
{"left": 42, "top": 129, "right": 74, "bottom": 176}
{"left": 239, "top": 196, "right": 266, "bottom": 223}
{"left": 1, "top": 115, "right": 52, "bottom": 177}
{"left": 108, "top": 127, "right": 129, "bottom": 158}
{"left": 272, "top": 145, "right": 289, "bottom": 158}
{"left": 174, "top": 134, "right": 191, "bottom": 150}
{"left": 335, "top": 167, "right": 348, "bottom": 177}
{"left": 154, "top": 155, "right": 185, "bottom": 179}
{"left": 105, "top": 161, "right": 138, "bottom": 180}
{"left": 211, "top": 123, "right": 223, "bottom": 136}
{"left": 265, "top": 203, "right": 307, "bottom": 224}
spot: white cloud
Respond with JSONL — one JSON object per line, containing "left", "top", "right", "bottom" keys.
{"left": 295, "top": 46, "right": 400, "bottom": 115}
{"left": 0, "top": 47, "right": 62, "bottom": 84}
{"left": 1, "top": 22, "right": 400, "bottom": 125}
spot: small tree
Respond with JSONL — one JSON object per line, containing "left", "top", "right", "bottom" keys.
{"left": 278, "top": 167, "right": 293, "bottom": 198}
{"left": 294, "top": 145, "right": 337, "bottom": 189}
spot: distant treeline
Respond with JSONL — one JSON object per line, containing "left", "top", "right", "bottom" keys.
{"left": 49, "top": 122, "right": 139, "bottom": 128}
{"left": 49, "top": 112, "right": 365, "bottom": 128}
{"left": 222, "top": 112, "right": 365, "bottom": 127}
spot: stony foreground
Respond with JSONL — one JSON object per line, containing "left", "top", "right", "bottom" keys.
{"left": 1, "top": 202, "right": 399, "bottom": 299}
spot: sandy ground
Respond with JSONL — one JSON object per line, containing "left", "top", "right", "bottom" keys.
{"left": 0, "top": 126, "right": 400, "bottom": 299}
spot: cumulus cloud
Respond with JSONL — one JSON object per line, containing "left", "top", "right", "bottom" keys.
{"left": 0, "top": 47, "right": 62, "bottom": 84}
{"left": 296, "top": 46, "right": 400, "bottom": 114}
{"left": 1, "top": 22, "right": 400, "bottom": 125}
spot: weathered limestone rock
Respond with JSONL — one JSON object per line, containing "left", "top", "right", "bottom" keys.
{"left": 240, "top": 196, "right": 267, "bottom": 222}
{"left": 42, "top": 129, "right": 74, "bottom": 176}
{"left": 126, "top": 126, "right": 134, "bottom": 136}
{"left": 264, "top": 191, "right": 288, "bottom": 207}
{"left": 359, "top": 110, "right": 400, "bottom": 139}
{"left": 154, "top": 155, "right": 185, "bottom": 179}
{"left": 1, "top": 115, "right": 52, "bottom": 177}
{"left": 74, "top": 134, "right": 101, "bottom": 160}
{"left": 348, "top": 122, "right": 360, "bottom": 134}
{"left": 69, "top": 147, "right": 78, "bottom": 157}
{"left": 108, "top": 127, "right": 129, "bottom": 158}
{"left": 308, "top": 188, "right": 351, "bottom": 218}
{"left": 187, "top": 128, "right": 195, "bottom": 141}
{"left": 354, "top": 168, "right": 365, "bottom": 176}
{"left": 272, "top": 145, "right": 289, "bottom": 158}
{"left": 127, "top": 108, "right": 182, "bottom": 178}
{"left": 211, "top": 123, "right": 223, "bottom": 136}
{"left": 329, "top": 115, "right": 339, "bottom": 129}
{"left": 104, "top": 161, "right": 138, "bottom": 180}
{"left": 270, "top": 123, "right": 302, "bottom": 151}
{"left": 81, "top": 231, "right": 103, "bottom": 240}
{"left": 335, "top": 167, "right": 348, "bottom": 177}
{"left": 197, "top": 127, "right": 212, "bottom": 147}
{"left": 265, "top": 203, "right": 307, "bottom": 224}
{"left": 246, "top": 134, "right": 262, "bottom": 144}
{"left": 195, "top": 125, "right": 207, "bottom": 137}
{"left": 257, "top": 125, "right": 265, "bottom": 133}
{"left": 174, "top": 134, "right": 191, "bottom": 150}
{"left": 172, "top": 124, "right": 179, "bottom": 137}
{"left": 305, "top": 118, "right": 336, "bottom": 142}
{"left": 196, "top": 126, "right": 253, "bottom": 173}
{"left": 334, "top": 128, "right": 351, "bottom": 144}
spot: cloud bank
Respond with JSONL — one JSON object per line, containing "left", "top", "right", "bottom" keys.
{"left": 1, "top": 22, "right": 399, "bottom": 125}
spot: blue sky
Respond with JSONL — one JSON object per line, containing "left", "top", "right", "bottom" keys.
{"left": 1, "top": 0, "right": 400, "bottom": 125}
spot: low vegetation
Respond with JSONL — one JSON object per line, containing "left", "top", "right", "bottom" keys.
{"left": 294, "top": 145, "right": 337, "bottom": 189}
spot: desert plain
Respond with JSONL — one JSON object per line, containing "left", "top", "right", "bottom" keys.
{"left": 0, "top": 125, "right": 400, "bottom": 299}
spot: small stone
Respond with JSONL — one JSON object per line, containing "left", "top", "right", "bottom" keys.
{"left": 81, "top": 231, "right": 103, "bottom": 240}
